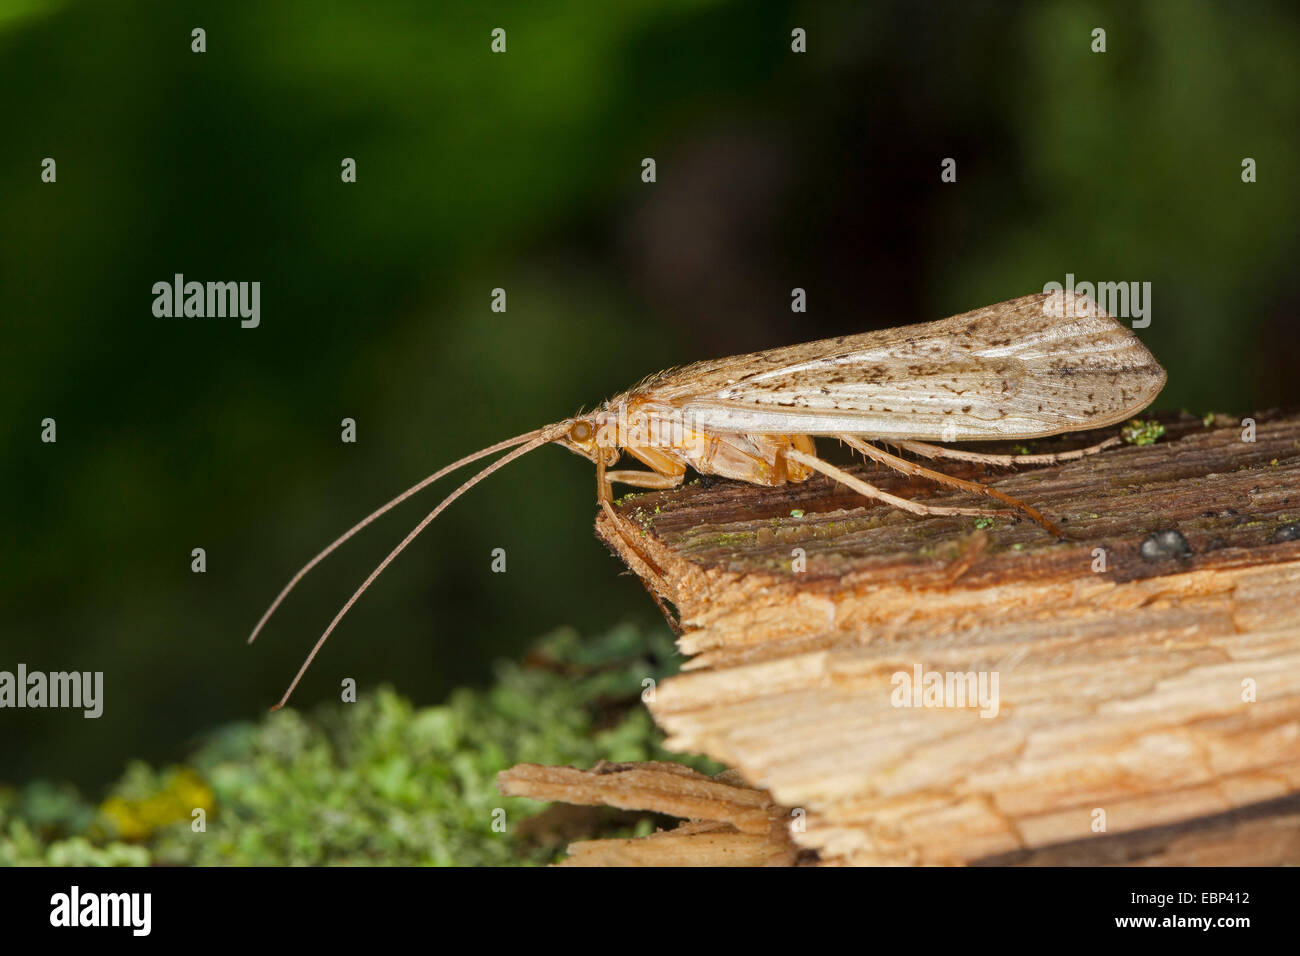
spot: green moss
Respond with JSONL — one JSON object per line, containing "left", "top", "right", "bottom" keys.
{"left": 1120, "top": 418, "right": 1167, "bottom": 446}
{"left": 687, "top": 529, "right": 757, "bottom": 549}
{"left": 1, "top": 625, "right": 713, "bottom": 866}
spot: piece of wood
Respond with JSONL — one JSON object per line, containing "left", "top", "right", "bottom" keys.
{"left": 573, "top": 409, "right": 1300, "bottom": 865}
{"left": 497, "top": 761, "right": 800, "bottom": 866}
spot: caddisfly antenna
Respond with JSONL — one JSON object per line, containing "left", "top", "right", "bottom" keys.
{"left": 268, "top": 423, "right": 566, "bottom": 711}
{"left": 248, "top": 426, "right": 552, "bottom": 647}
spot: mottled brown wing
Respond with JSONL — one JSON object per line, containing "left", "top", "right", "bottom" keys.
{"left": 631, "top": 293, "right": 1165, "bottom": 441}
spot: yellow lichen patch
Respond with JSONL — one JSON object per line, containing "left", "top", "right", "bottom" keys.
{"left": 99, "top": 768, "right": 214, "bottom": 841}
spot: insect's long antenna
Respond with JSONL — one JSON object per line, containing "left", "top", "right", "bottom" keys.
{"left": 248, "top": 426, "right": 552, "bottom": 646}
{"left": 269, "top": 425, "right": 565, "bottom": 711}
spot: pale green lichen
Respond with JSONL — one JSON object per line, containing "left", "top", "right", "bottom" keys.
{"left": 1, "top": 626, "right": 711, "bottom": 866}
{"left": 1120, "top": 418, "right": 1166, "bottom": 446}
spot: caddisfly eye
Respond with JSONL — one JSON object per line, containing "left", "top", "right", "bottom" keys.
{"left": 569, "top": 421, "right": 593, "bottom": 443}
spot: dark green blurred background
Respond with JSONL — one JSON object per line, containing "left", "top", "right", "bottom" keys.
{"left": 3, "top": 0, "right": 1298, "bottom": 790}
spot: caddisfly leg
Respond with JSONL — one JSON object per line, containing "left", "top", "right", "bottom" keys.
{"left": 603, "top": 470, "right": 685, "bottom": 492}
{"left": 893, "top": 435, "right": 1120, "bottom": 467}
{"left": 837, "top": 437, "right": 1063, "bottom": 537}
{"left": 782, "top": 448, "right": 1018, "bottom": 526}
{"left": 596, "top": 457, "right": 683, "bottom": 633}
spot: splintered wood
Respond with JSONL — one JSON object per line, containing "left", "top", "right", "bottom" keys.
{"left": 504, "top": 410, "right": 1300, "bottom": 865}
{"left": 498, "top": 762, "right": 800, "bottom": 866}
